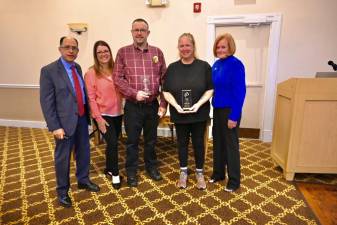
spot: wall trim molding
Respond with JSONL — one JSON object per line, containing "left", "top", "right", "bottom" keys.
{"left": 0, "top": 119, "right": 46, "bottom": 128}
{"left": 206, "top": 13, "right": 282, "bottom": 142}
{"left": 0, "top": 119, "right": 174, "bottom": 137}
{"left": 0, "top": 84, "right": 39, "bottom": 89}
{"left": 261, "top": 129, "right": 272, "bottom": 143}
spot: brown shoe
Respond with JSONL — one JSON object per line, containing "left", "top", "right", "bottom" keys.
{"left": 196, "top": 174, "right": 206, "bottom": 190}
{"left": 177, "top": 172, "right": 187, "bottom": 189}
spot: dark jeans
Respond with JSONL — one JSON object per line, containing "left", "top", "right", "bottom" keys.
{"left": 98, "top": 115, "right": 123, "bottom": 176}
{"left": 212, "top": 108, "right": 241, "bottom": 188}
{"left": 175, "top": 121, "right": 207, "bottom": 169}
{"left": 124, "top": 100, "right": 159, "bottom": 175}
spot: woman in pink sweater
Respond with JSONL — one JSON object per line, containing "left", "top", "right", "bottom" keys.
{"left": 85, "top": 40, "right": 123, "bottom": 189}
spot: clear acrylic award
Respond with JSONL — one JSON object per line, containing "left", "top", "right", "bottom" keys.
{"left": 182, "top": 89, "right": 192, "bottom": 110}
{"left": 143, "top": 77, "right": 150, "bottom": 95}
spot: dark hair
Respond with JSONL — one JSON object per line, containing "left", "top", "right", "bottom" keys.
{"left": 59, "top": 36, "right": 78, "bottom": 46}
{"left": 132, "top": 18, "right": 149, "bottom": 29}
{"left": 92, "top": 40, "right": 114, "bottom": 77}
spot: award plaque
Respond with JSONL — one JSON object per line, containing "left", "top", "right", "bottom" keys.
{"left": 182, "top": 89, "right": 192, "bottom": 110}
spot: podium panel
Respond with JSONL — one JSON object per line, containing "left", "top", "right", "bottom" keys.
{"left": 271, "top": 78, "right": 337, "bottom": 180}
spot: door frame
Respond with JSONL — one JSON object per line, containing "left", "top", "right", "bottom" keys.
{"left": 206, "top": 13, "right": 282, "bottom": 142}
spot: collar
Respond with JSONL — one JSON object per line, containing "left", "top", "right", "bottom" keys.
{"left": 60, "top": 57, "right": 75, "bottom": 69}
{"left": 133, "top": 43, "right": 149, "bottom": 52}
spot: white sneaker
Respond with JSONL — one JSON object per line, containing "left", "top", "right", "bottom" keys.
{"left": 177, "top": 172, "right": 187, "bottom": 189}
{"left": 196, "top": 174, "right": 206, "bottom": 190}
{"left": 224, "top": 186, "right": 239, "bottom": 192}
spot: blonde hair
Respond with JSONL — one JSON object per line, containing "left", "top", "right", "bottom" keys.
{"left": 213, "top": 33, "right": 236, "bottom": 57}
{"left": 178, "top": 33, "right": 198, "bottom": 59}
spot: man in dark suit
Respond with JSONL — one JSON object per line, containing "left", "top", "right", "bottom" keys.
{"left": 40, "top": 36, "right": 99, "bottom": 208}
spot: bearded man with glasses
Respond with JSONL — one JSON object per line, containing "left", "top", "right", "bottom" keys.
{"left": 113, "top": 18, "right": 167, "bottom": 187}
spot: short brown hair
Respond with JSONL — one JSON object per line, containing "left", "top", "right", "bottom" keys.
{"left": 213, "top": 33, "right": 236, "bottom": 57}
{"left": 132, "top": 18, "right": 149, "bottom": 29}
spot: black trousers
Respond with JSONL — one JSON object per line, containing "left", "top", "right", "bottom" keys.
{"left": 124, "top": 100, "right": 159, "bottom": 175}
{"left": 98, "top": 115, "right": 123, "bottom": 176}
{"left": 175, "top": 121, "right": 207, "bottom": 169}
{"left": 212, "top": 108, "right": 241, "bottom": 188}
{"left": 55, "top": 115, "right": 90, "bottom": 198}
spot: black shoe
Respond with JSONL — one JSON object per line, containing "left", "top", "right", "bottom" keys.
{"left": 127, "top": 175, "right": 138, "bottom": 187}
{"left": 112, "top": 176, "right": 123, "bottom": 190}
{"left": 59, "top": 195, "right": 72, "bottom": 208}
{"left": 147, "top": 169, "right": 162, "bottom": 181}
{"left": 78, "top": 181, "right": 100, "bottom": 192}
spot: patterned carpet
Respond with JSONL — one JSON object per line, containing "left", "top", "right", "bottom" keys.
{"left": 0, "top": 126, "right": 320, "bottom": 225}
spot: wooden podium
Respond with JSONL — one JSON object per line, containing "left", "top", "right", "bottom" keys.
{"left": 271, "top": 78, "right": 337, "bottom": 181}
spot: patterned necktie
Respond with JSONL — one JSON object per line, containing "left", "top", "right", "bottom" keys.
{"left": 71, "top": 65, "right": 85, "bottom": 116}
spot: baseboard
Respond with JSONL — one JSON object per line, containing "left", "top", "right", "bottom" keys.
{"left": 239, "top": 128, "right": 260, "bottom": 139}
{"left": 261, "top": 129, "right": 272, "bottom": 142}
{"left": 0, "top": 119, "right": 174, "bottom": 137}
{"left": 0, "top": 119, "right": 273, "bottom": 141}
{"left": 0, "top": 119, "right": 46, "bottom": 128}
{"left": 157, "top": 127, "right": 175, "bottom": 137}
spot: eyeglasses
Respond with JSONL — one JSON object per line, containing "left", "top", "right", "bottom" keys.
{"left": 131, "top": 29, "right": 148, "bottom": 33}
{"left": 96, "top": 50, "right": 110, "bottom": 55}
{"left": 60, "top": 45, "right": 79, "bottom": 51}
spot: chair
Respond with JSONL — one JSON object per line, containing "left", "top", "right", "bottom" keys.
{"left": 159, "top": 115, "right": 175, "bottom": 142}
{"left": 204, "top": 119, "right": 211, "bottom": 156}
{"left": 89, "top": 118, "right": 104, "bottom": 145}
{"left": 159, "top": 116, "right": 210, "bottom": 155}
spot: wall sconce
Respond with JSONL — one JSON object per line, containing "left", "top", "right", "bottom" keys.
{"left": 145, "top": 0, "right": 168, "bottom": 7}
{"left": 67, "top": 23, "right": 88, "bottom": 35}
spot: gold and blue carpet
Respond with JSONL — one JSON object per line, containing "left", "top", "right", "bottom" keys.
{"left": 0, "top": 126, "right": 322, "bottom": 224}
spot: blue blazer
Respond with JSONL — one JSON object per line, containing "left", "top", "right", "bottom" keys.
{"left": 40, "top": 58, "right": 90, "bottom": 136}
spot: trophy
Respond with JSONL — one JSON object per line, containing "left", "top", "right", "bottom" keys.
{"left": 143, "top": 77, "right": 150, "bottom": 95}
{"left": 181, "top": 89, "right": 192, "bottom": 110}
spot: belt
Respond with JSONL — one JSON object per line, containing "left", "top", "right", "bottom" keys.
{"left": 126, "top": 99, "right": 157, "bottom": 106}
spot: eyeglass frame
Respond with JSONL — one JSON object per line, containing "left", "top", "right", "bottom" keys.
{"left": 131, "top": 29, "right": 149, "bottom": 33}
{"left": 60, "top": 45, "right": 79, "bottom": 51}
{"left": 96, "top": 50, "right": 110, "bottom": 55}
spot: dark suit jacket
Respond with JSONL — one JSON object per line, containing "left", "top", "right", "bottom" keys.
{"left": 40, "top": 58, "right": 90, "bottom": 136}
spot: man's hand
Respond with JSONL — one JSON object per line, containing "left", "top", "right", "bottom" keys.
{"left": 136, "top": 91, "right": 150, "bottom": 101}
{"left": 53, "top": 128, "right": 66, "bottom": 139}
{"left": 97, "top": 119, "right": 109, "bottom": 134}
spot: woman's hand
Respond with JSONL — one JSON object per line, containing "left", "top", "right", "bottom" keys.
{"left": 189, "top": 103, "right": 201, "bottom": 113}
{"left": 98, "top": 119, "right": 109, "bottom": 134}
{"left": 227, "top": 119, "right": 237, "bottom": 129}
{"left": 175, "top": 104, "right": 186, "bottom": 114}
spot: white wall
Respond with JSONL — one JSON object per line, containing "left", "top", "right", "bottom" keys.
{"left": 1, "top": 0, "right": 336, "bottom": 85}
{"left": 0, "top": 0, "right": 337, "bottom": 138}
